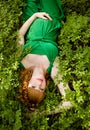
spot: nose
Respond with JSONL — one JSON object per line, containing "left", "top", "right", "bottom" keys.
{"left": 37, "top": 81, "right": 42, "bottom": 88}
{"left": 35, "top": 80, "right": 45, "bottom": 91}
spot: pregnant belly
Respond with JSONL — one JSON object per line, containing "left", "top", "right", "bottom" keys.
{"left": 26, "top": 18, "right": 60, "bottom": 41}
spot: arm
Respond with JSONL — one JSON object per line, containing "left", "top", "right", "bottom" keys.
{"left": 51, "top": 57, "right": 72, "bottom": 108}
{"left": 51, "top": 57, "right": 70, "bottom": 98}
{"left": 18, "top": 12, "right": 52, "bottom": 45}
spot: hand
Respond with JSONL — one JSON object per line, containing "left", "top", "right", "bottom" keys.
{"left": 34, "top": 12, "right": 52, "bottom": 21}
{"left": 59, "top": 100, "right": 72, "bottom": 109}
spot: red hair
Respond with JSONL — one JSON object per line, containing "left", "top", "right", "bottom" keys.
{"left": 18, "top": 68, "right": 49, "bottom": 108}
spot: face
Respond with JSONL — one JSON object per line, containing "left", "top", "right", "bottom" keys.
{"left": 28, "top": 74, "right": 47, "bottom": 92}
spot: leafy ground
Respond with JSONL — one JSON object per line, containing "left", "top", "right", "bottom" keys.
{"left": 0, "top": 0, "right": 90, "bottom": 130}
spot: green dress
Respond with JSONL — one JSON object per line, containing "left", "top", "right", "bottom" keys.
{"left": 21, "top": 0, "right": 65, "bottom": 74}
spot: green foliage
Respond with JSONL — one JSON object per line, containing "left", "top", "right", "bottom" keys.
{"left": 0, "top": 0, "right": 23, "bottom": 130}
{"left": 0, "top": 0, "right": 90, "bottom": 130}
{"left": 62, "top": 0, "right": 90, "bottom": 16}
{"left": 57, "top": 5, "right": 90, "bottom": 130}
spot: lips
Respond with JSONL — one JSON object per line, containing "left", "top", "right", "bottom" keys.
{"left": 37, "top": 78, "right": 43, "bottom": 82}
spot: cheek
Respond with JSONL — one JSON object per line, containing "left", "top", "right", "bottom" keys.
{"left": 29, "top": 77, "right": 35, "bottom": 84}
{"left": 43, "top": 80, "right": 47, "bottom": 89}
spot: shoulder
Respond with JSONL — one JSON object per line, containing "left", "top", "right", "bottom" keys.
{"left": 51, "top": 57, "right": 59, "bottom": 79}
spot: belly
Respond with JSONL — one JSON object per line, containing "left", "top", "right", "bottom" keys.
{"left": 26, "top": 18, "right": 60, "bottom": 42}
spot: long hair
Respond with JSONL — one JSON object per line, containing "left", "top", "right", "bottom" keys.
{"left": 18, "top": 68, "right": 50, "bottom": 108}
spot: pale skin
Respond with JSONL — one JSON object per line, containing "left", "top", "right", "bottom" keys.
{"left": 19, "top": 12, "right": 71, "bottom": 107}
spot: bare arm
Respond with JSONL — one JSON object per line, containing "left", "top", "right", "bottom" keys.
{"left": 51, "top": 57, "right": 72, "bottom": 108}
{"left": 18, "top": 12, "right": 52, "bottom": 45}
{"left": 51, "top": 57, "right": 70, "bottom": 98}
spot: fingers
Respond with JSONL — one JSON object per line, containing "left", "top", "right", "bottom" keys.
{"left": 42, "top": 12, "right": 52, "bottom": 21}
{"left": 35, "top": 12, "right": 53, "bottom": 21}
{"left": 45, "top": 14, "right": 53, "bottom": 21}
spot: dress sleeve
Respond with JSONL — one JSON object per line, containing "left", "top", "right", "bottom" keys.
{"left": 56, "top": 0, "right": 65, "bottom": 21}
{"left": 23, "top": 0, "right": 40, "bottom": 22}
{"left": 39, "top": 0, "right": 65, "bottom": 22}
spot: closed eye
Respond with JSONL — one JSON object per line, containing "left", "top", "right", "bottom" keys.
{"left": 29, "top": 84, "right": 45, "bottom": 91}
{"left": 39, "top": 87, "right": 45, "bottom": 91}
{"left": 32, "top": 86, "right": 36, "bottom": 88}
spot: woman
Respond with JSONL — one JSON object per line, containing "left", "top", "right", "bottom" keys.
{"left": 18, "top": 0, "right": 70, "bottom": 109}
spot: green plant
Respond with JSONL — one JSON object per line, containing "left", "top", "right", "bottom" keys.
{"left": 0, "top": 0, "right": 90, "bottom": 130}
{"left": 57, "top": 12, "right": 90, "bottom": 130}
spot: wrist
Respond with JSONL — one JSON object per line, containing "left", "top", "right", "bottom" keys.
{"left": 33, "top": 13, "right": 38, "bottom": 19}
